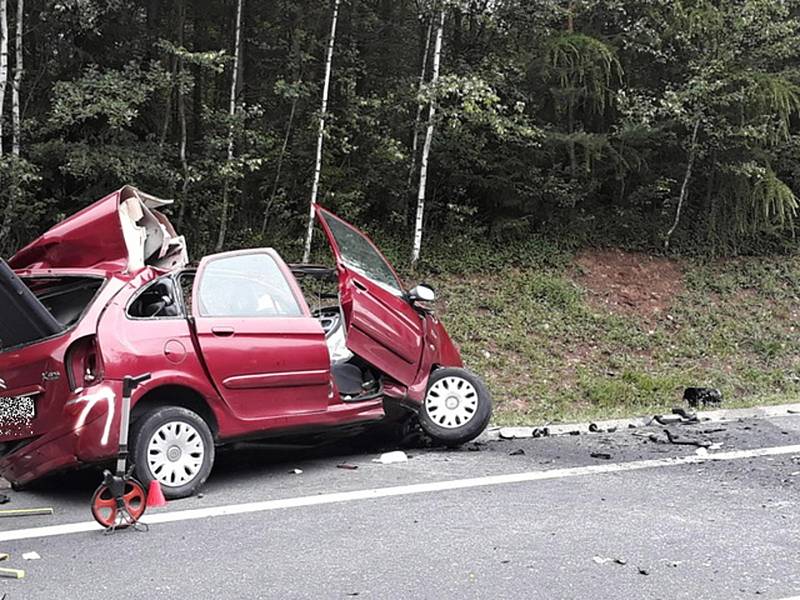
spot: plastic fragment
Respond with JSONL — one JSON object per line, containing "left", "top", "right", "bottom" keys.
{"left": 499, "top": 427, "right": 534, "bottom": 440}
{"left": 0, "top": 567, "right": 24, "bottom": 579}
{"left": 663, "top": 429, "right": 711, "bottom": 448}
{"left": 373, "top": 451, "right": 408, "bottom": 464}
{"left": 590, "top": 452, "right": 612, "bottom": 460}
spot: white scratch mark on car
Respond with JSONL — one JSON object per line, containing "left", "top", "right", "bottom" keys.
{"left": 67, "top": 387, "right": 115, "bottom": 445}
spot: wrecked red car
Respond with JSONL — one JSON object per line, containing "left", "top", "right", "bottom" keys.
{"left": 0, "top": 186, "right": 491, "bottom": 497}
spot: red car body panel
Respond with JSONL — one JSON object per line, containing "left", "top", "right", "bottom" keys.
{"left": 0, "top": 189, "right": 464, "bottom": 486}
{"left": 9, "top": 191, "right": 129, "bottom": 271}
{"left": 315, "top": 207, "right": 426, "bottom": 385}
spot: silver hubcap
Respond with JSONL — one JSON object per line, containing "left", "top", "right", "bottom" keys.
{"left": 147, "top": 421, "right": 205, "bottom": 487}
{"left": 425, "top": 376, "right": 479, "bottom": 429}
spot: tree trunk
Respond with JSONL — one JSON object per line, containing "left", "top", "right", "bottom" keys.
{"left": 405, "top": 12, "right": 434, "bottom": 219}
{"left": 215, "top": 0, "right": 244, "bottom": 252}
{"left": 159, "top": 54, "right": 177, "bottom": 152}
{"left": 0, "top": 0, "right": 8, "bottom": 157}
{"left": 260, "top": 91, "right": 297, "bottom": 236}
{"left": 302, "top": 0, "right": 340, "bottom": 263}
{"left": 176, "top": 0, "right": 190, "bottom": 230}
{"left": 410, "top": 8, "right": 444, "bottom": 267}
{"left": 10, "top": 0, "right": 20, "bottom": 155}
{"left": 567, "top": 101, "right": 577, "bottom": 180}
{"left": 665, "top": 118, "right": 701, "bottom": 250}
{"left": 177, "top": 83, "right": 190, "bottom": 229}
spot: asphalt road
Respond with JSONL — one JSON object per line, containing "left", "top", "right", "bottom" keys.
{"left": 2, "top": 413, "right": 800, "bottom": 599}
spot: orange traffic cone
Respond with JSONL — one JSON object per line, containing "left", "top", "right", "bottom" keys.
{"left": 146, "top": 480, "right": 167, "bottom": 508}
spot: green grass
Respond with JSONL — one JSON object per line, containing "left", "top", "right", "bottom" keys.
{"left": 420, "top": 250, "right": 800, "bottom": 425}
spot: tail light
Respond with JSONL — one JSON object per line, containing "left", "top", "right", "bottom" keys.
{"left": 66, "top": 336, "right": 104, "bottom": 391}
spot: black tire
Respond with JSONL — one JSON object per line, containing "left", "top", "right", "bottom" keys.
{"left": 417, "top": 368, "right": 492, "bottom": 446}
{"left": 130, "top": 406, "right": 214, "bottom": 500}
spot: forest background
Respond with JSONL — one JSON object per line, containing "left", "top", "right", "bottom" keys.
{"left": 3, "top": 0, "right": 800, "bottom": 422}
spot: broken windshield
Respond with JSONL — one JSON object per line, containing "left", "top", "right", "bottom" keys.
{"left": 320, "top": 212, "right": 403, "bottom": 296}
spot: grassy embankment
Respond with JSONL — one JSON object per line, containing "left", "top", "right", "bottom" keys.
{"left": 400, "top": 238, "right": 800, "bottom": 425}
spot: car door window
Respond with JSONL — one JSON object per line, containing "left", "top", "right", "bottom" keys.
{"left": 320, "top": 212, "right": 403, "bottom": 296}
{"left": 128, "top": 277, "right": 181, "bottom": 319}
{"left": 198, "top": 253, "right": 302, "bottom": 318}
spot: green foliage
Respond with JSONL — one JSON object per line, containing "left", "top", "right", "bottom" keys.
{"left": 4, "top": 0, "right": 800, "bottom": 260}
{"left": 0, "top": 156, "right": 43, "bottom": 255}
{"left": 156, "top": 40, "right": 228, "bottom": 73}
{"left": 544, "top": 32, "right": 623, "bottom": 115}
{"left": 50, "top": 63, "right": 169, "bottom": 130}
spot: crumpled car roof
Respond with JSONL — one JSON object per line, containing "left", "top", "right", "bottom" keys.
{"left": 10, "top": 185, "right": 188, "bottom": 274}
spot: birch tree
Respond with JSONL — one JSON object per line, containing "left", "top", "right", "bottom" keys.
{"left": 0, "top": 0, "right": 7, "bottom": 157}
{"left": 11, "top": 0, "right": 21, "bottom": 155}
{"left": 176, "top": 0, "right": 190, "bottom": 229}
{"left": 214, "top": 0, "right": 244, "bottom": 252}
{"left": 302, "top": 0, "right": 340, "bottom": 263}
{"left": 664, "top": 118, "right": 700, "bottom": 250}
{"left": 411, "top": 8, "right": 444, "bottom": 266}
{"left": 405, "top": 12, "right": 434, "bottom": 217}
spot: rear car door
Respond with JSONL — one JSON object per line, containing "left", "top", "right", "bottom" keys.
{"left": 316, "top": 208, "right": 424, "bottom": 385}
{"left": 192, "top": 249, "right": 331, "bottom": 419}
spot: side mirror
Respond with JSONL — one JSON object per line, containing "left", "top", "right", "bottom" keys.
{"left": 408, "top": 284, "right": 436, "bottom": 303}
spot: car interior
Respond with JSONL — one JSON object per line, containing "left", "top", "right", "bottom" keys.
{"left": 128, "top": 278, "right": 182, "bottom": 318}
{"left": 26, "top": 277, "right": 105, "bottom": 328}
{"left": 290, "top": 264, "right": 381, "bottom": 401}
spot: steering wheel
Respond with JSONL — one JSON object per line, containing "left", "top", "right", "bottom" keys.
{"left": 147, "top": 295, "right": 173, "bottom": 317}
{"left": 313, "top": 306, "right": 341, "bottom": 336}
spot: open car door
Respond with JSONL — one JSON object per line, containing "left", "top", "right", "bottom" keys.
{"left": 315, "top": 208, "right": 424, "bottom": 386}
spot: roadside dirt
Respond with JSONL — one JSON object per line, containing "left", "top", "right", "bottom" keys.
{"left": 573, "top": 249, "right": 685, "bottom": 326}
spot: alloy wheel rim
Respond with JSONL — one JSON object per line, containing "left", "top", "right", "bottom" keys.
{"left": 424, "top": 376, "right": 479, "bottom": 429}
{"left": 147, "top": 421, "right": 205, "bottom": 487}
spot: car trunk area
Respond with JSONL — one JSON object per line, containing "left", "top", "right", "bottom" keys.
{"left": 0, "top": 264, "right": 106, "bottom": 445}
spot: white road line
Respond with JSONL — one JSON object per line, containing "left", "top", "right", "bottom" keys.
{"left": 2, "top": 443, "right": 800, "bottom": 543}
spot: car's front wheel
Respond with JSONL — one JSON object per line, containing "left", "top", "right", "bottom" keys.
{"left": 130, "top": 406, "right": 214, "bottom": 499}
{"left": 417, "top": 368, "right": 492, "bottom": 446}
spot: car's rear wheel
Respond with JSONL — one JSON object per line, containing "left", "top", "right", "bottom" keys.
{"left": 417, "top": 368, "right": 492, "bottom": 446}
{"left": 130, "top": 406, "right": 214, "bottom": 499}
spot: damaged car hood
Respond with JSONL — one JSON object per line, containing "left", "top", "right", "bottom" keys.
{"left": 9, "top": 185, "right": 188, "bottom": 273}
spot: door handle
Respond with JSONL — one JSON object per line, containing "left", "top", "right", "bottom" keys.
{"left": 352, "top": 280, "right": 368, "bottom": 292}
{"left": 211, "top": 326, "right": 235, "bottom": 337}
